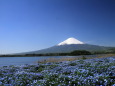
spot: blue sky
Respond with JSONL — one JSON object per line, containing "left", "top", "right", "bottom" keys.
{"left": 0, "top": 0, "right": 115, "bottom": 54}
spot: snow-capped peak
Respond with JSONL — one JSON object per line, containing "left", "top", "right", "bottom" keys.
{"left": 58, "top": 37, "right": 84, "bottom": 46}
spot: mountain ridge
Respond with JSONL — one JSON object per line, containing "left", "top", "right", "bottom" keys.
{"left": 22, "top": 44, "right": 109, "bottom": 54}
{"left": 18, "top": 37, "right": 114, "bottom": 54}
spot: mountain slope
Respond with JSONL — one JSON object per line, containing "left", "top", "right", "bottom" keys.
{"left": 25, "top": 44, "right": 108, "bottom": 54}
{"left": 20, "top": 37, "right": 112, "bottom": 54}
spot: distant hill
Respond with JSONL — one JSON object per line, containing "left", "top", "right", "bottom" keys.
{"left": 20, "top": 37, "right": 113, "bottom": 54}
{"left": 24, "top": 44, "right": 109, "bottom": 54}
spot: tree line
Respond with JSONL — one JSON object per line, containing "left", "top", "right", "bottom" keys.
{"left": 1, "top": 49, "right": 115, "bottom": 57}
{"left": 0, "top": 50, "right": 91, "bottom": 57}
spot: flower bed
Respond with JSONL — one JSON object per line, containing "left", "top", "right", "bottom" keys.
{"left": 0, "top": 57, "right": 115, "bottom": 86}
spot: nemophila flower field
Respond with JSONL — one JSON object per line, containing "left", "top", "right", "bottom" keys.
{"left": 0, "top": 57, "right": 115, "bottom": 86}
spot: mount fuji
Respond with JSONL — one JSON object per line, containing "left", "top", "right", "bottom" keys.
{"left": 22, "top": 37, "right": 110, "bottom": 54}
{"left": 58, "top": 37, "right": 84, "bottom": 45}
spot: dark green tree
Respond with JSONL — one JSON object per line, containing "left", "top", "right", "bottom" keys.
{"left": 70, "top": 50, "right": 91, "bottom": 56}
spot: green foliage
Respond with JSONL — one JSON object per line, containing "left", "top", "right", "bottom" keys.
{"left": 74, "top": 71, "right": 82, "bottom": 76}
{"left": 63, "top": 71, "right": 72, "bottom": 75}
{"left": 77, "top": 60, "right": 85, "bottom": 64}
{"left": 36, "top": 65, "right": 45, "bottom": 72}
{"left": 82, "top": 56, "right": 87, "bottom": 59}
{"left": 70, "top": 50, "right": 91, "bottom": 56}
{"left": 49, "top": 64, "right": 58, "bottom": 69}
{"left": 29, "top": 65, "right": 45, "bottom": 73}
{"left": 109, "top": 48, "right": 115, "bottom": 53}
{"left": 69, "top": 62, "right": 77, "bottom": 66}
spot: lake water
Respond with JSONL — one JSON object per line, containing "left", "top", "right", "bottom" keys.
{"left": 0, "top": 56, "right": 78, "bottom": 67}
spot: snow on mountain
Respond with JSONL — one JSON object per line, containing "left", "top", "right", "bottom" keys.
{"left": 58, "top": 37, "right": 84, "bottom": 46}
